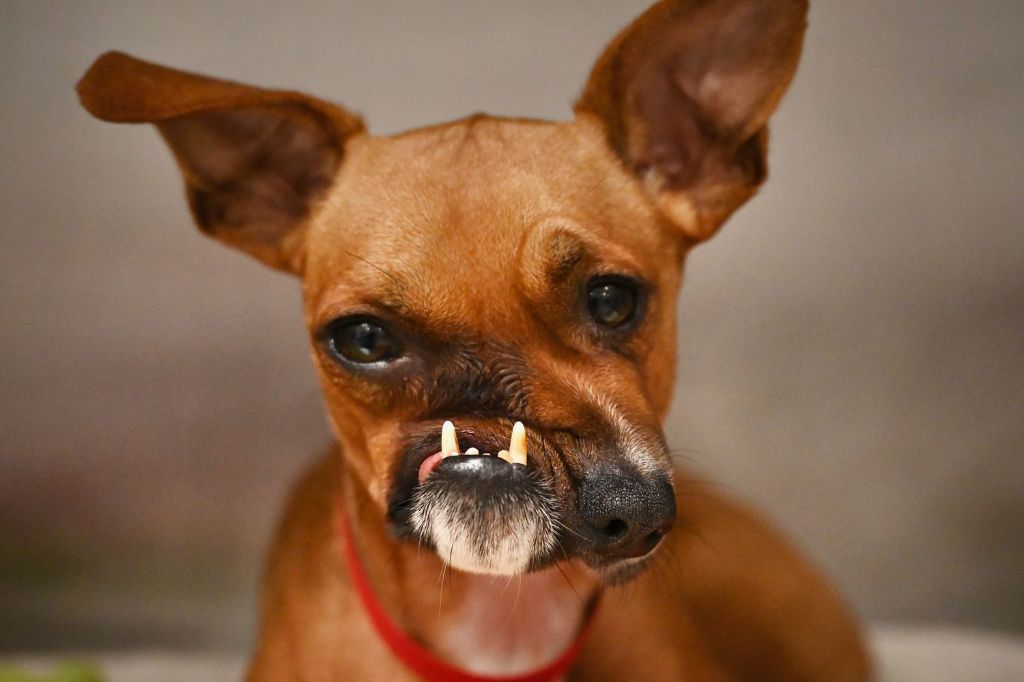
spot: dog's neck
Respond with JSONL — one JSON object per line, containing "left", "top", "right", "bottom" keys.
{"left": 341, "top": 466, "right": 601, "bottom": 676}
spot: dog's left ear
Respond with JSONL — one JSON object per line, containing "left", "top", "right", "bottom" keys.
{"left": 576, "top": 0, "right": 808, "bottom": 242}
{"left": 77, "top": 52, "right": 365, "bottom": 273}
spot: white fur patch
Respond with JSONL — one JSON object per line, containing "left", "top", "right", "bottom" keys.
{"left": 437, "top": 569, "right": 591, "bottom": 676}
{"left": 576, "top": 381, "right": 670, "bottom": 476}
{"left": 411, "top": 473, "right": 557, "bottom": 575}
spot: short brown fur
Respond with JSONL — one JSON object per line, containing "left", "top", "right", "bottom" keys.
{"left": 78, "top": 1, "right": 871, "bottom": 680}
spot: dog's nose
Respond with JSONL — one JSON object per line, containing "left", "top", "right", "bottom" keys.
{"left": 577, "top": 466, "right": 675, "bottom": 560}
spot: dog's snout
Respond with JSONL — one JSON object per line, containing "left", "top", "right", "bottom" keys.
{"left": 578, "top": 467, "right": 675, "bottom": 560}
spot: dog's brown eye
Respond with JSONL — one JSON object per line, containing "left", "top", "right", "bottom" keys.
{"left": 587, "top": 280, "right": 639, "bottom": 328}
{"left": 325, "top": 318, "right": 399, "bottom": 364}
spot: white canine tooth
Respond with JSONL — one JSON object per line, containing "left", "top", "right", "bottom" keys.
{"left": 509, "top": 421, "right": 528, "bottom": 466}
{"left": 441, "top": 420, "right": 460, "bottom": 457}
{"left": 497, "top": 450, "right": 513, "bottom": 463}
{"left": 465, "top": 447, "right": 480, "bottom": 455}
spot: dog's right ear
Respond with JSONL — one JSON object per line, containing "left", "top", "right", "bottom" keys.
{"left": 576, "top": 0, "right": 808, "bottom": 243}
{"left": 77, "top": 52, "right": 364, "bottom": 273}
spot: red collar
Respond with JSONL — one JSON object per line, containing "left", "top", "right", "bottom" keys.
{"left": 335, "top": 493, "right": 600, "bottom": 682}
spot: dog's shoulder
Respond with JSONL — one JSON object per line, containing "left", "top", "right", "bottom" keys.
{"left": 650, "top": 472, "right": 873, "bottom": 681}
{"left": 261, "top": 448, "right": 342, "bottom": 588}
{"left": 248, "top": 448, "right": 358, "bottom": 679}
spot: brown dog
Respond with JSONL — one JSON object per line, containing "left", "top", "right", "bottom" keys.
{"left": 78, "top": 1, "right": 870, "bottom": 679}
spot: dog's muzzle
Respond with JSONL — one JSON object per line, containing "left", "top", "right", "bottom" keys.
{"left": 412, "top": 452, "right": 557, "bottom": 574}
{"left": 389, "top": 420, "right": 675, "bottom": 580}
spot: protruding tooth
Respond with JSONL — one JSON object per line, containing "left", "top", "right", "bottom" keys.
{"left": 465, "top": 447, "right": 480, "bottom": 455}
{"left": 497, "top": 450, "right": 513, "bottom": 463}
{"left": 441, "top": 420, "right": 460, "bottom": 457}
{"left": 509, "top": 421, "right": 528, "bottom": 465}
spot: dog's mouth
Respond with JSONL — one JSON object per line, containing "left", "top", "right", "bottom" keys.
{"left": 390, "top": 422, "right": 525, "bottom": 527}
{"left": 417, "top": 421, "right": 528, "bottom": 483}
{"left": 388, "top": 420, "right": 560, "bottom": 575}
{"left": 387, "top": 419, "right": 674, "bottom": 580}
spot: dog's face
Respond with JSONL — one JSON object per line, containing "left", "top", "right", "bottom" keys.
{"left": 78, "top": 0, "right": 807, "bottom": 583}
{"left": 305, "top": 117, "right": 683, "bottom": 580}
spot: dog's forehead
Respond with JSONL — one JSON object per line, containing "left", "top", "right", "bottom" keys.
{"left": 302, "top": 116, "right": 670, "bottom": 321}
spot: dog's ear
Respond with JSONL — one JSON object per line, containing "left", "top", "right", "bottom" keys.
{"left": 77, "top": 52, "right": 364, "bottom": 273}
{"left": 576, "top": 0, "right": 808, "bottom": 242}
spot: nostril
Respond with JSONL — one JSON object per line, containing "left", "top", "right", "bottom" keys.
{"left": 578, "top": 468, "right": 676, "bottom": 557}
{"left": 602, "top": 518, "right": 628, "bottom": 540}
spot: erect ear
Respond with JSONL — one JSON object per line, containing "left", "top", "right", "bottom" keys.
{"left": 576, "top": 0, "right": 808, "bottom": 242}
{"left": 77, "top": 51, "right": 365, "bottom": 273}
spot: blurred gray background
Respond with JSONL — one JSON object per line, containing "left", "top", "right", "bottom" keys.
{"left": 2, "top": 0, "right": 1021, "bottom": 653}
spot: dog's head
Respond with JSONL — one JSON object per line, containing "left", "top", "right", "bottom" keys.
{"left": 78, "top": 0, "right": 807, "bottom": 584}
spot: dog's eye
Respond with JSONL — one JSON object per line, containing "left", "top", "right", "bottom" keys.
{"left": 324, "top": 318, "right": 399, "bottom": 364}
{"left": 587, "top": 279, "right": 639, "bottom": 328}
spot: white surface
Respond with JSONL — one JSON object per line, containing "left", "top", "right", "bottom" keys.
{"left": 6, "top": 652, "right": 243, "bottom": 682}
{"left": 8, "top": 626, "right": 1024, "bottom": 681}
{"left": 872, "top": 625, "right": 1024, "bottom": 682}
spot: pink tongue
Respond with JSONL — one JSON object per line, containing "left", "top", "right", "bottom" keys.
{"left": 418, "top": 451, "right": 446, "bottom": 484}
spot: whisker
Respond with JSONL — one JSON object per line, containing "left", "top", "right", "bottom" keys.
{"left": 510, "top": 573, "right": 524, "bottom": 617}
{"left": 438, "top": 545, "right": 453, "bottom": 618}
{"left": 501, "top": 572, "right": 516, "bottom": 596}
{"left": 553, "top": 556, "right": 584, "bottom": 605}
{"left": 553, "top": 517, "right": 589, "bottom": 544}
{"left": 342, "top": 249, "right": 401, "bottom": 286}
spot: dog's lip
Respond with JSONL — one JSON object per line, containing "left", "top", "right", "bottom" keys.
{"left": 389, "top": 425, "right": 538, "bottom": 536}
{"left": 417, "top": 449, "right": 525, "bottom": 485}
{"left": 410, "top": 429, "right": 514, "bottom": 484}
{"left": 578, "top": 552, "right": 656, "bottom": 585}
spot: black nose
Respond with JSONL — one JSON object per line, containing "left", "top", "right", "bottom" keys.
{"left": 578, "top": 467, "right": 675, "bottom": 560}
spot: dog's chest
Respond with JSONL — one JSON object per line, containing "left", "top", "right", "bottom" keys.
{"left": 432, "top": 570, "right": 587, "bottom": 677}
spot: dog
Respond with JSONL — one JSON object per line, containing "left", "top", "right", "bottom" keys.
{"left": 77, "top": 1, "right": 871, "bottom": 679}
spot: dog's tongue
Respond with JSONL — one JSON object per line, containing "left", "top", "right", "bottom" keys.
{"left": 418, "top": 451, "right": 446, "bottom": 484}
